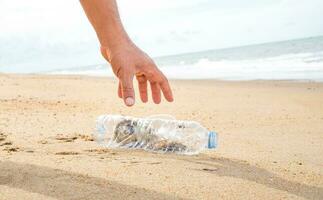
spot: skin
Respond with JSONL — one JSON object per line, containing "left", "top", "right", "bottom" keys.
{"left": 80, "top": 0, "right": 174, "bottom": 106}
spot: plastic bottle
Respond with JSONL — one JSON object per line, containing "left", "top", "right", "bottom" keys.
{"left": 95, "top": 114, "right": 217, "bottom": 155}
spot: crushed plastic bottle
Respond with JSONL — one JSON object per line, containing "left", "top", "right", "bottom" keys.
{"left": 95, "top": 114, "right": 217, "bottom": 155}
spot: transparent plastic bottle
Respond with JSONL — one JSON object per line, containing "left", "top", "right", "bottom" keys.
{"left": 95, "top": 114, "right": 217, "bottom": 155}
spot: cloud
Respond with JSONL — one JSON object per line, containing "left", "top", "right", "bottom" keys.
{"left": 0, "top": 0, "right": 322, "bottom": 72}
{"left": 118, "top": 0, "right": 323, "bottom": 55}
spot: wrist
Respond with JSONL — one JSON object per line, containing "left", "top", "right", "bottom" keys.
{"left": 101, "top": 38, "right": 135, "bottom": 62}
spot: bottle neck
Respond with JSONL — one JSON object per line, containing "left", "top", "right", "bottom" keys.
{"left": 208, "top": 132, "right": 217, "bottom": 149}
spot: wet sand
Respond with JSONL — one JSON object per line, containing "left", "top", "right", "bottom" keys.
{"left": 0, "top": 73, "right": 322, "bottom": 199}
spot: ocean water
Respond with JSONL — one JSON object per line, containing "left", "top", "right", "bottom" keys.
{"left": 2, "top": 36, "right": 323, "bottom": 81}
{"left": 48, "top": 36, "right": 323, "bottom": 81}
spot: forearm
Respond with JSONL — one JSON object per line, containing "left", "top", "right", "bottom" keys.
{"left": 80, "top": 0, "right": 173, "bottom": 106}
{"left": 80, "top": 0, "right": 132, "bottom": 58}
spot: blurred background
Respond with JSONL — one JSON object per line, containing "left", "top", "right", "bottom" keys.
{"left": 0, "top": 0, "right": 323, "bottom": 80}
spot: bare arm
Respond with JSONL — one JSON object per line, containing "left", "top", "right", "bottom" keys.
{"left": 80, "top": 0, "right": 173, "bottom": 106}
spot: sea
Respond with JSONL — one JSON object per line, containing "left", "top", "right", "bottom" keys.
{"left": 1, "top": 36, "right": 323, "bottom": 81}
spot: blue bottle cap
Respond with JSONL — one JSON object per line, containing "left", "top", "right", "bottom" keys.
{"left": 208, "top": 132, "right": 217, "bottom": 149}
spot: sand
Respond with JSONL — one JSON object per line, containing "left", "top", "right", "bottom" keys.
{"left": 0, "top": 73, "right": 322, "bottom": 200}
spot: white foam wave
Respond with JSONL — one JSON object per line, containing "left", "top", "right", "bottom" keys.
{"left": 49, "top": 52, "right": 323, "bottom": 81}
{"left": 161, "top": 52, "right": 323, "bottom": 80}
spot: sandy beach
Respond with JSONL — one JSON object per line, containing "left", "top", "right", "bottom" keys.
{"left": 0, "top": 73, "right": 322, "bottom": 200}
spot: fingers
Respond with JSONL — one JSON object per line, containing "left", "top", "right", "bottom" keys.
{"left": 136, "top": 75, "right": 148, "bottom": 103}
{"left": 115, "top": 60, "right": 173, "bottom": 106}
{"left": 120, "top": 75, "right": 135, "bottom": 107}
{"left": 137, "top": 73, "right": 172, "bottom": 104}
{"left": 150, "top": 82, "right": 161, "bottom": 104}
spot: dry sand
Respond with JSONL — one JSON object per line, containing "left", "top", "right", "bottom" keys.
{"left": 0, "top": 73, "right": 322, "bottom": 200}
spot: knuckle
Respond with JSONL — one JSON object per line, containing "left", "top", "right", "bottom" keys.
{"left": 122, "top": 87, "right": 134, "bottom": 94}
{"left": 114, "top": 67, "right": 123, "bottom": 78}
{"left": 159, "top": 75, "right": 167, "bottom": 83}
{"left": 145, "top": 69, "right": 155, "bottom": 77}
{"left": 150, "top": 79, "right": 158, "bottom": 84}
{"left": 148, "top": 73, "right": 161, "bottom": 83}
{"left": 144, "top": 57, "right": 155, "bottom": 66}
{"left": 123, "top": 86, "right": 133, "bottom": 91}
{"left": 136, "top": 76, "right": 146, "bottom": 83}
{"left": 156, "top": 75, "right": 165, "bottom": 84}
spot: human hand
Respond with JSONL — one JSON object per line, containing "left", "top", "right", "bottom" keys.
{"left": 101, "top": 43, "right": 174, "bottom": 107}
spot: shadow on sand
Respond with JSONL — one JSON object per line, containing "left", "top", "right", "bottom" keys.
{"left": 0, "top": 154, "right": 322, "bottom": 200}
{"left": 179, "top": 155, "right": 323, "bottom": 200}
{"left": 0, "top": 161, "right": 184, "bottom": 200}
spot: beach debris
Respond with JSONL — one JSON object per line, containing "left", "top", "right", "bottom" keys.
{"left": 95, "top": 115, "right": 217, "bottom": 154}
{"left": 149, "top": 140, "right": 187, "bottom": 152}
{"left": 3, "top": 146, "right": 19, "bottom": 152}
{"left": 54, "top": 134, "right": 94, "bottom": 143}
{"left": 78, "top": 134, "right": 94, "bottom": 141}
{"left": 55, "top": 134, "right": 78, "bottom": 142}
{"left": 55, "top": 151, "right": 80, "bottom": 155}
{"left": 38, "top": 140, "right": 49, "bottom": 144}
{"left": 202, "top": 168, "right": 218, "bottom": 172}
{"left": 0, "top": 133, "right": 7, "bottom": 141}
{"left": 113, "top": 119, "right": 188, "bottom": 152}
{"left": 0, "top": 141, "right": 12, "bottom": 146}
{"left": 0, "top": 133, "right": 13, "bottom": 147}
{"left": 84, "top": 148, "right": 116, "bottom": 154}
{"left": 149, "top": 162, "right": 162, "bottom": 165}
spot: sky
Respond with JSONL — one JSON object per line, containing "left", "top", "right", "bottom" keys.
{"left": 0, "top": 0, "right": 323, "bottom": 72}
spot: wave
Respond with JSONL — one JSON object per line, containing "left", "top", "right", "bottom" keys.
{"left": 49, "top": 51, "right": 323, "bottom": 81}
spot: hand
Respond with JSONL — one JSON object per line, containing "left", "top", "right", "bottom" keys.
{"left": 101, "top": 43, "right": 174, "bottom": 107}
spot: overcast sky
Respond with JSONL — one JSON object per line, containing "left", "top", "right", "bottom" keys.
{"left": 0, "top": 0, "right": 323, "bottom": 72}
{"left": 1, "top": 0, "right": 322, "bottom": 56}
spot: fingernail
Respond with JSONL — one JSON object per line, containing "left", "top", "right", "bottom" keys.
{"left": 125, "top": 97, "right": 135, "bottom": 106}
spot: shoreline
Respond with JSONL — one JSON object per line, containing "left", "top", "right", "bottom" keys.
{"left": 1, "top": 72, "right": 323, "bottom": 83}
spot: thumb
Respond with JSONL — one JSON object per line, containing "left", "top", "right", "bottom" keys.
{"left": 120, "top": 75, "right": 135, "bottom": 106}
